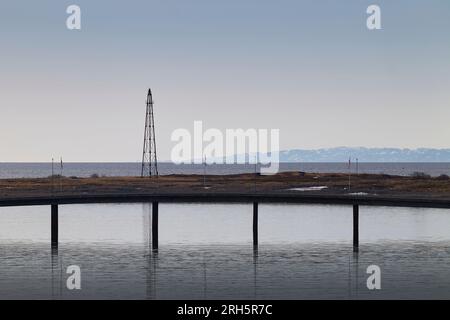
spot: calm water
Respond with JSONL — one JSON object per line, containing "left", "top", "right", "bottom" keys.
{"left": 0, "top": 203, "right": 449, "bottom": 299}
{"left": 0, "top": 162, "right": 449, "bottom": 178}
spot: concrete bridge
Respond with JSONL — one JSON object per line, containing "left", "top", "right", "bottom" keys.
{"left": 1, "top": 192, "right": 449, "bottom": 251}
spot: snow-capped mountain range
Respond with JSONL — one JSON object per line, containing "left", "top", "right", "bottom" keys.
{"left": 278, "top": 147, "right": 450, "bottom": 162}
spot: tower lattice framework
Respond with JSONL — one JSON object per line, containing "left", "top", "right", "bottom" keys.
{"left": 141, "top": 88, "right": 158, "bottom": 177}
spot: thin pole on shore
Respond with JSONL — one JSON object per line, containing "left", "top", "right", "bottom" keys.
{"left": 60, "top": 157, "right": 63, "bottom": 193}
{"left": 254, "top": 154, "right": 257, "bottom": 193}
{"left": 348, "top": 157, "right": 351, "bottom": 191}
{"left": 203, "top": 155, "right": 207, "bottom": 189}
{"left": 51, "top": 157, "right": 54, "bottom": 196}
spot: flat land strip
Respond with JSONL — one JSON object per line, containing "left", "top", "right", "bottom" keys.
{"left": 1, "top": 172, "right": 449, "bottom": 201}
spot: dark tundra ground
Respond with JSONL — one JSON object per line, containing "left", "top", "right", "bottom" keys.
{"left": 1, "top": 172, "right": 449, "bottom": 200}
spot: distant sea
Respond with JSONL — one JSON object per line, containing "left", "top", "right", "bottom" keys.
{"left": 0, "top": 162, "right": 449, "bottom": 179}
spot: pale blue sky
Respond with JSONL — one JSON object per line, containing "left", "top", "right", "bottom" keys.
{"left": 1, "top": 1, "right": 449, "bottom": 161}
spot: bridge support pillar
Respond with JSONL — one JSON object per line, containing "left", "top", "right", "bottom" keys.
{"left": 353, "top": 204, "right": 359, "bottom": 251}
{"left": 51, "top": 204, "right": 58, "bottom": 248}
{"left": 152, "top": 202, "right": 159, "bottom": 250}
{"left": 253, "top": 202, "right": 258, "bottom": 246}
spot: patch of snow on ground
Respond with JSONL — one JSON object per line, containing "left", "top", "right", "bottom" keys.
{"left": 289, "top": 186, "right": 328, "bottom": 191}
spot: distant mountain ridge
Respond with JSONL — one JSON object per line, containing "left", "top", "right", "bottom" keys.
{"left": 278, "top": 147, "right": 450, "bottom": 162}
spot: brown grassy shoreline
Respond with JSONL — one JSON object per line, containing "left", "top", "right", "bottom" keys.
{"left": 1, "top": 172, "right": 450, "bottom": 200}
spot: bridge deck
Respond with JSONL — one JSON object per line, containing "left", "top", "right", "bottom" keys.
{"left": 1, "top": 193, "right": 450, "bottom": 209}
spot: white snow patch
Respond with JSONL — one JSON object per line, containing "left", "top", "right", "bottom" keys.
{"left": 289, "top": 186, "right": 328, "bottom": 192}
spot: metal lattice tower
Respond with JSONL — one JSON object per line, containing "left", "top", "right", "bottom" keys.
{"left": 141, "top": 88, "right": 158, "bottom": 177}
